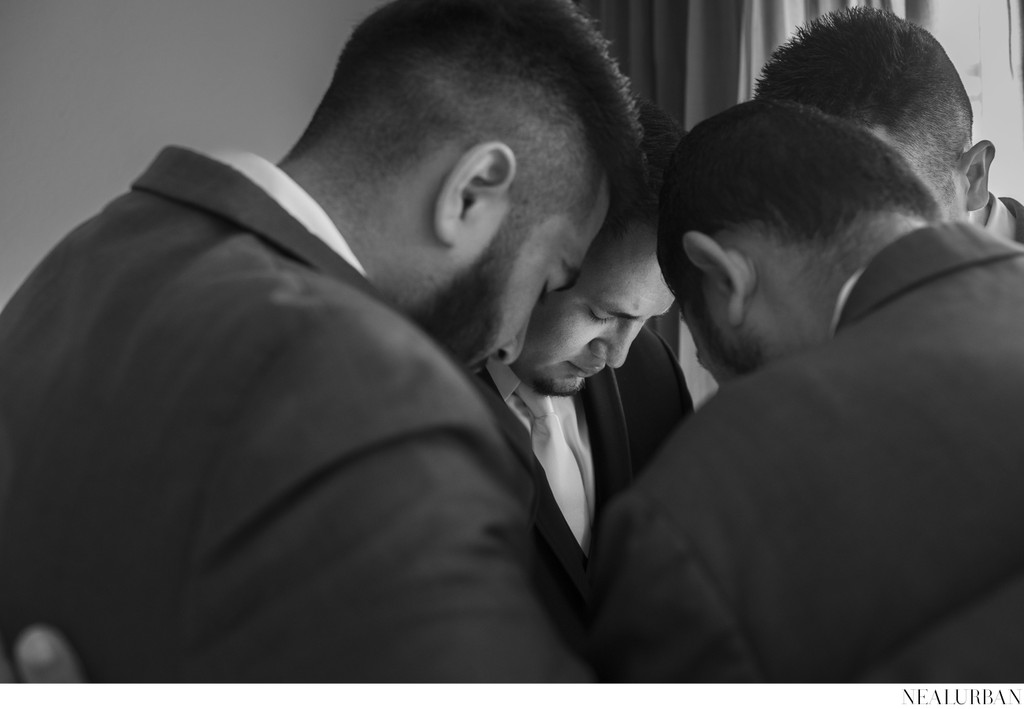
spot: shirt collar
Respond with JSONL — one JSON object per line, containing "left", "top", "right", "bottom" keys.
{"left": 831, "top": 268, "right": 865, "bottom": 335}
{"left": 211, "top": 150, "right": 367, "bottom": 276}
{"left": 485, "top": 360, "right": 522, "bottom": 403}
{"left": 969, "top": 192, "right": 1016, "bottom": 243}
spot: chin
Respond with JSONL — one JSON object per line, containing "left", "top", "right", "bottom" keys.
{"left": 532, "top": 375, "right": 585, "bottom": 397}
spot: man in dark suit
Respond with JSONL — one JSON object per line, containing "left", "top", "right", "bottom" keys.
{"left": 0, "top": 0, "right": 645, "bottom": 681}
{"left": 755, "top": 7, "right": 1024, "bottom": 244}
{"left": 589, "top": 100, "right": 1024, "bottom": 681}
{"left": 0, "top": 97, "right": 683, "bottom": 676}
{"left": 481, "top": 100, "right": 691, "bottom": 654}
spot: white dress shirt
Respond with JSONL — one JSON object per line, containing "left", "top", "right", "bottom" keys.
{"left": 212, "top": 150, "right": 367, "bottom": 276}
{"left": 969, "top": 192, "right": 1016, "bottom": 243}
{"left": 831, "top": 268, "right": 865, "bottom": 334}
{"left": 486, "top": 360, "right": 596, "bottom": 549}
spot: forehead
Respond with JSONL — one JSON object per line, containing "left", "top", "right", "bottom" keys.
{"left": 575, "top": 222, "right": 673, "bottom": 313}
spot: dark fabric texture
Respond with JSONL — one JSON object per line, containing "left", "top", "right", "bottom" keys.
{"left": 480, "top": 327, "right": 692, "bottom": 656}
{"left": 610, "top": 328, "right": 693, "bottom": 481}
{"left": 0, "top": 147, "right": 590, "bottom": 682}
{"left": 588, "top": 224, "right": 1024, "bottom": 682}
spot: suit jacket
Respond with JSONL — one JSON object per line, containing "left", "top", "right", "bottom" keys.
{"left": 589, "top": 224, "right": 1024, "bottom": 682}
{"left": 0, "top": 147, "right": 589, "bottom": 681}
{"left": 480, "top": 327, "right": 692, "bottom": 655}
{"left": 999, "top": 196, "right": 1024, "bottom": 244}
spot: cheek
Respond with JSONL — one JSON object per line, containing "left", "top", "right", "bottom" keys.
{"left": 497, "top": 296, "right": 534, "bottom": 339}
{"left": 509, "top": 226, "right": 559, "bottom": 286}
{"left": 499, "top": 264, "right": 547, "bottom": 331}
{"left": 683, "top": 303, "right": 723, "bottom": 366}
{"left": 620, "top": 323, "right": 645, "bottom": 351}
{"left": 526, "top": 311, "right": 595, "bottom": 366}
{"left": 495, "top": 262, "right": 548, "bottom": 341}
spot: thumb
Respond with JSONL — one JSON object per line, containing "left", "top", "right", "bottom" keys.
{"left": 15, "top": 625, "right": 86, "bottom": 683}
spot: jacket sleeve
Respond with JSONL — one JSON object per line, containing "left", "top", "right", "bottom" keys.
{"left": 180, "top": 310, "right": 590, "bottom": 681}
{"left": 588, "top": 491, "right": 762, "bottom": 682}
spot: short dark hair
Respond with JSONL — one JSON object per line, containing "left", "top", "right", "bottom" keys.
{"left": 638, "top": 99, "right": 684, "bottom": 196}
{"left": 754, "top": 7, "right": 972, "bottom": 206}
{"left": 289, "top": 0, "right": 643, "bottom": 227}
{"left": 657, "top": 100, "right": 939, "bottom": 309}
{"left": 601, "top": 97, "right": 684, "bottom": 239}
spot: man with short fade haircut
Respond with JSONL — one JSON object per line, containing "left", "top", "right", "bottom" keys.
{"left": 756, "top": 7, "right": 1024, "bottom": 243}
{"left": 285, "top": 0, "right": 642, "bottom": 369}
{"left": 589, "top": 100, "right": 1024, "bottom": 681}
{"left": 483, "top": 99, "right": 692, "bottom": 654}
{"left": 0, "top": 0, "right": 643, "bottom": 681}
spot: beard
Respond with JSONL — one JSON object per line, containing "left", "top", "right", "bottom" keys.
{"left": 409, "top": 228, "right": 515, "bottom": 371}
{"left": 685, "top": 289, "right": 765, "bottom": 383}
{"left": 530, "top": 372, "right": 586, "bottom": 397}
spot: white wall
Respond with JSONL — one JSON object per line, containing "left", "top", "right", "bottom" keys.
{"left": 0, "top": 0, "right": 386, "bottom": 308}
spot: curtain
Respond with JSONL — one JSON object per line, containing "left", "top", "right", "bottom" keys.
{"left": 577, "top": 2, "right": 744, "bottom": 404}
{"left": 1016, "top": 0, "right": 1024, "bottom": 147}
{"left": 579, "top": 0, "right": 740, "bottom": 131}
{"left": 580, "top": 0, "right": 907, "bottom": 125}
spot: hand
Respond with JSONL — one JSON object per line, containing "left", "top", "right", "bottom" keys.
{"left": 0, "top": 625, "right": 85, "bottom": 682}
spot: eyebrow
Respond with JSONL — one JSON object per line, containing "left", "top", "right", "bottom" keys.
{"left": 600, "top": 304, "right": 674, "bottom": 322}
{"left": 606, "top": 309, "right": 644, "bottom": 322}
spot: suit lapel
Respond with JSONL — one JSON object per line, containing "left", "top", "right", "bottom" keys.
{"left": 476, "top": 371, "right": 590, "bottom": 599}
{"left": 838, "top": 224, "right": 1024, "bottom": 332}
{"left": 131, "top": 146, "right": 377, "bottom": 300}
{"left": 580, "top": 368, "right": 631, "bottom": 526}
{"left": 474, "top": 374, "right": 535, "bottom": 473}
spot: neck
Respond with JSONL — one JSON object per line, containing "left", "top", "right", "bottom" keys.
{"left": 278, "top": 155, "right": 388, "bottom": 280}
{"left": 816, "top": 211, "right": 930, "bottom": 327}
{"left": 279, "top": 154, "right": 447, "bottom": 318}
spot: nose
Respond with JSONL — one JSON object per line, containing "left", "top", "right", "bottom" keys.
{"left": 606, "top": 338, "right": 629, "bottom": 369}
{"left": 592, "top": 322, "right": 644, "bottom": 369}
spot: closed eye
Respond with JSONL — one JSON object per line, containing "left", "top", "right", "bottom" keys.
{"left": 597, "top": 307, "right": 646, "bottom": 324}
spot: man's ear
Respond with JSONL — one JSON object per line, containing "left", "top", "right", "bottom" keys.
{"left": 682, "top": 230, "right": 756, "bottom": 327}
{"left": 959, "top": 140, "right": 995, "bottom": 212}
{"left": 434, "top": 142, "right": 516, "bottom": 256}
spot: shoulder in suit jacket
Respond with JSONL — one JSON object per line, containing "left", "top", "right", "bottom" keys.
{"left": 589, "top": 224, "right": 1024, "bottom": 682}
{"left": 480, "top": 326, "right": 692, "bottom": 656}
{"left": 0, "top": 147, "right": 589, "bottom": 681}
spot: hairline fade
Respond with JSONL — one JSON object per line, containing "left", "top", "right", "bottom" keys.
{"left": 288, "top": 0, "right": 643, "bottom": 227}
{"left": 754, "top": 7, "right": 972, "bottom": 206}
{"left": 598, "top": 97, "right": 685, "bottom": 243}
{"left": 656, "top": 99, "right": 940, "bottom": 311}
